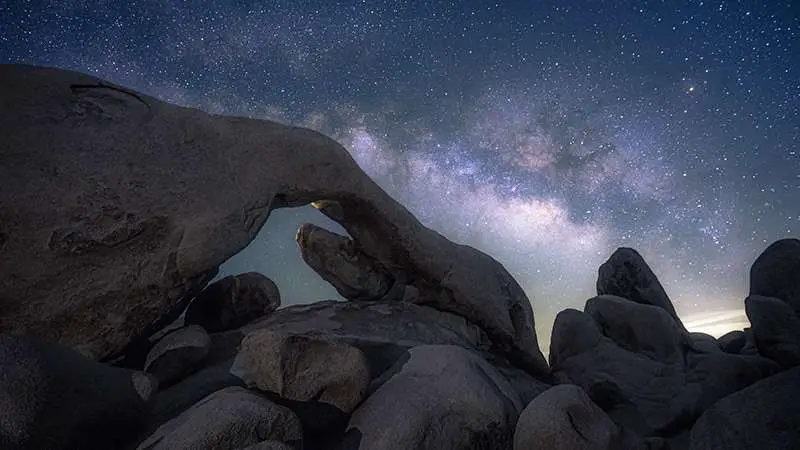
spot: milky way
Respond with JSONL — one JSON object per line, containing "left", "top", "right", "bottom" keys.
{"left": 2, "top": 1, "right": 797, "bottom": 349}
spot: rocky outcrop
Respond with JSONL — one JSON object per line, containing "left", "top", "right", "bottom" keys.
{"left": 296, "top": 223, "right": 393, "bottom": 301}
{"left": 513, "top": 384, "right": 663, "bottom": 450}
{"left": 231, "top": 330, "right": 371, "bottom": 414}
{"left": 341, "top": 345, "right": 524, "bottom": 450}
{"left": 185, "top": 273, "right": 281, "bottom": 333}
{"left": 144, "top": 325, "right": 211, "bottom": 387}
{"left": 689, "top": 366, "right": 800, "bottom": 450}
{"left": 745, "top": 295, "right": 800, "bottom": 368}
{"left": 0, "top": 64, "right": 547, "bottom": 376}
{"left": 549, "top": 295, "right": 779, "bottom": 439}
{"left": 0, "top": 334, "right": 157, "bottom": 450}
{"left": 717, "top": 330, "right": 746, "bottom": 354}
{"left": 749, "top": 238, "right": 800, "bottom": 314}
{"left": 597, "top": 248, "right": 685, "bottom": 330}
{"left": 137, "top": 387, "right": 302, "bottom": 450}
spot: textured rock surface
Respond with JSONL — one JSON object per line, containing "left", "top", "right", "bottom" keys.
{"left": 596, "top": 248, "right": 685, "bottom": 330}
{"left": 0, "top": 334, "right": 156, "bottom": 450}
{"left": 144, "top": 325, "right": 211, "bottom": 387}
{"left": 549, "top": 296, "right": 779, "bottom": 438}
{"left": 341, "top": 345, "right": 523, "bottom": 450}
{"left": 231, "top": 329, "right": 371, "bottom": 414}
{"left": 689, "top": 366, "right": 800, "bottom": 450}
{"left": 0, "top": 64, "right": 547, "bottom": 375}
{"left": 296, "top": 223, "right": 393, "bottom": 301}
{"left": 513, "top": 384, "right": 662, "bottom": 450}
{"left": 745, "top": 294, "right": 800, "bottom": 368}
{"left": 137, "top": 387, "right": 302, "bottom": 450}
{"left": 185, "top": 273, "right": 281, "bottom": 333}
{"left": 749, "top": 238, "right": 800, "bottom": 315}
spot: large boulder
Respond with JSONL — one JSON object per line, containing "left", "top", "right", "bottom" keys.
{"left": 717, "top": 330, "right": 746, "bottom": 354}
{"left": 144, "top": 325, "right": 211, "bottom": 387}
{"left": 0, "top": 334, "right": 157, "bottom": 450}
{"left": 749, "top": 238, "right": 800, "bottom": 315}
{"left": 597, "top": 248, "right": 685, "bottom": 330}
{"left": 745, "top": 295, "right": 800, "bottom": 368}
{"left": 340, "top": 345, "right": 523, "bottom": 450}
{"left": 513, "top": 384, "right": 663, "bottom": 450}
{"left": 230, "top": 329, "right": 371, "bottom": 415}
{"left": 295, "top": 223, "right": 392, "bottom": 301}
{"left": 0, "top": 64, "right": 547, "bottom": 376}
{"left": 137, "top": 387, "right": 302, "bottom": 450}
{"left": 689, "top": 366, "right": 800, "bottom": 450}
{"left": 185, "top": 272, "right": 281, "bottom": 333}
{"left": 549, "top": 296, "right": 779, "bottom": 438}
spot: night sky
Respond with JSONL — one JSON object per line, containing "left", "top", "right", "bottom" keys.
{"left": 2, "top": 1, "right": 798, "bottom": 349}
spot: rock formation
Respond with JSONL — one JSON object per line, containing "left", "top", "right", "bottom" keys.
{"left": 0, "top": 64, "right": 547, "bottom": 376}
{"left": 0, "top": 64, "right": 798, "bottom": 449}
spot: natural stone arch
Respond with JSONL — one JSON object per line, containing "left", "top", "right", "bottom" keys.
{"left": 0, "top": 64, "right": 548, "bottom": 377}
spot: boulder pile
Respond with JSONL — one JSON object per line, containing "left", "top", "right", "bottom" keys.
{"left": 0, "top": 65, "right": 797, "bottom": 449}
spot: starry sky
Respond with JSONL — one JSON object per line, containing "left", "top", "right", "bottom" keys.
{"left": 2, "top": 1, "right": 798, "bottom": 349}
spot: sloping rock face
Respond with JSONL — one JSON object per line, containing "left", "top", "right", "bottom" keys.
{"left": 340, "top": 345, "right": 523, "bottom": 450}
{"left": 596, "top": 248, "right": 685, "bottom": 330}
{"left": 549, "top": 296, "right": 779, "bottom": 439}
{"left": 689, "top": 366, "right": 800, "bottom": 450}
{"left": 0, "top": 64, "right": 547, "bottom": 376}
{"left": 749, "top": 238, "right": 800, "bottom": 314}
{"left": 745, "top": 295, "right": 800, "bottom": 369}
{"left": 0, "top": 334, "right": 157, "bottom": 450}
{"left": 296, "top": 223, "right": 392, "bottom": 301}
{"left": 144, "top": 325, "right": 211, "bottom": 387}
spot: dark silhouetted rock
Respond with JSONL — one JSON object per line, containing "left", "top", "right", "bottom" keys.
{"left": 0, "top": 65, "right": 547, "bottom": 376}
{"left": 240, "top": 441, "right": 296, "bottom": 450}
{"left": 597, "top": 248, "right": 685, "bottom": 330}
{"left": 343, "top": 345, "right": 522, "bottom": 450}
{"left": 717, "top": 330, "right": 746, "bottom": 354}
{"left": 549, "top": 295, "right": 780, "bottom": 438}
{"left": 689, "top": 366, "right": 800, "bottom": 450}
{"left": 137, "top": 387, "right": 302, "bottom": 450}
{"left": 745, "top": 294, "right": 800, "bottom": 368}
{"left": 296, "top": 223, "right": 392, "bottom": 301}
{"left": 513, "top": 384, "right": 664, "bottom": 450}
{"left": 689, "top": 332, "right": 720, "bottom": 354}
{"left": 231, "top": 329, "right": 370, "bottom": 414}
{"left": 185, "top": 273, "right": 281, "bottom": 333}
{"left": 749, "top": 238, "right": 800, "bottom": 315}
{"left": 144, "top": 325, "right": 211, "bottom": 387}
{"left": 0, "top": 334, "right": 156, "bottom": 450}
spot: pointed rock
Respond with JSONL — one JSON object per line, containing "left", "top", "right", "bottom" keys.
{"left": 597, "top": 248, "right": 685, "bottom": 330}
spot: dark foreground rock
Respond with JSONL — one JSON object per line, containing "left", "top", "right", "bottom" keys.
{"left": 340, "top": 345, "right": 526, "bottom": 450}
{"left": 144, "top": 325, "right": 211, "bottom": 387}
{"left": 185, "top": 272, "right": 281, "bottom": 333}
{"left": 689, "top": 366, "right": 800, "bottom": 450}
{"left": 746, "top": 294, "right": 800, "bottom": 369}
{"left": 549, "top": 295, "right": 779, "bottom": 439}
{"left": 0, "top": 64, "right": 547, "bottom": 376}
{"left": 137, "top": 386, "right": 302, "bottom": 450}
{"left": 749, "top": 238, "right": 800, "bottom": 315}
{"left": 0, "top": 334, "right": 156, "bottom": 450}
{"left": 513, "top": 384, "right": 664, "bottom": 450}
